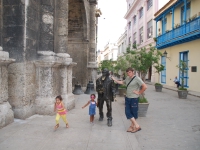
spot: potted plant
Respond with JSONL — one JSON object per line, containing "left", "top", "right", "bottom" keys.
{"left": 154, "top": 63, "right": 165, "bottom": 92}
{"left": 118, "top": 84, "right": 126, "bottom": 97}
{"left": 176, "top": 60, "right": 188, "bottom": 99}
{"left": 138, "top": 96, "right": 149, "bottom": 117}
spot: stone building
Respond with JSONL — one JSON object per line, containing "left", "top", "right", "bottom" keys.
{"left": 0, "top": 0, "right": 99, "bottom": 128}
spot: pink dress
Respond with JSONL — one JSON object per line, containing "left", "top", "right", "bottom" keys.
{"left": 56, "top": 103, "right": 67, "bottom": 115}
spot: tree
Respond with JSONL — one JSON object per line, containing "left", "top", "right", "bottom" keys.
{"left": 99, "top": 60, "right": 115, "bottom": 72}
{"left": 125, "top": 44, "right": 163, "bottom": 82}
{"left": 176, "top": 60, "right": 188, "bottom": 90}
{"left": 154, "top": 63, "right": 165, "bottom": 84}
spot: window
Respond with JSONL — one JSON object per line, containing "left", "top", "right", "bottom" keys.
{"left": 128, "top": 22, "right": 131, "bottom": 29}
{"left": 161, "top": 56, "right": 166, "bottom": 84}
{"left": 147, "top": 20, "right": 153, "bottom": 39}
{"left": 129, "top": 37, "right": 131, "bottom": 45}
{"left": 139, "top": 27, "right": 143, "bottom": 43}
{"left": 147, "top": 0, "right": 153, "bottom": 10}
{"left": 133, "top": 32, "right": 137, "bottom": 45}
{"left": 179, "top": 51, "right": 189, "bottom": 87}
{"left": 181, "top": 2, "right": 190, "bottom": 24}
{"left": 139, "top": 8, "right": 143, "bottom": 18}
{"left": 133, "top": 16, "right": 136, "bottom": 24}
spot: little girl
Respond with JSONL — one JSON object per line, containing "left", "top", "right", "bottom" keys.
{"left": 82, "top": 94, "right": 97, "bottom": 124}
{"left": 54, "top": 95, "right": 69, "bottom": 130}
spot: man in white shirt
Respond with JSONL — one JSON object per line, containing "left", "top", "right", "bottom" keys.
{"left": 174, "top": 76, "right": 181, "bottom": 88}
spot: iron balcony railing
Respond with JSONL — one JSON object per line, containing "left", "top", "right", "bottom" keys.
{"left": 156, "top": 16, "right": 200, "bottom": 49}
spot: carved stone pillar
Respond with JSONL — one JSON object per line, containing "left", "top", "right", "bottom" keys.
{"left": 0, "top": 47, "right": 15, "bottom": 128}
{"left": 56, "top": 53, "right": 77, "bottom": 110}
{"left": 88, "top": 0, "right": 98, "bottom": 86}
{"left": 34, "top": 51, "right": 61, "bottom": 115}
{"left": 89, "top": 0, "right": 97, "bottom": 63}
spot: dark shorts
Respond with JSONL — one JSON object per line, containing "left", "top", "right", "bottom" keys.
{"left": 125, "top": 97, "right": 138, "bottom": 119}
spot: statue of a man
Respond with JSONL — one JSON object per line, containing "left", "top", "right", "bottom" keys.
{"left": 96, "top": 68, "right": 116, "bottom": 126}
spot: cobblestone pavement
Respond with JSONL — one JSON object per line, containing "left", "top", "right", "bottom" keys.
{"left": 0, "top": 85, "right": 200, "bottom": 150}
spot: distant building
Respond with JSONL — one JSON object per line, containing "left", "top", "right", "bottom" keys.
{"left": 124, "top": 0, "right": 159, "bottom": 81}
{"left": 117, "top": 30, "right": 127, "bottom": 56}
{"left": 97, "top": 49, "right": 104, "bottom": 67}
{"left": 102, "top": 42, "right": 118, "bottom": 61}
{"left": 154, "top": 0, "right": 200, "bottom": 92}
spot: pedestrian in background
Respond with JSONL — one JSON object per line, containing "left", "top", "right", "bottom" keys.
{"left": 111, "top": 67, "right": 147, "bottom": 133}
{"left": 82, "top": 94, "right": 97, "bottom": 124}
{"left": 174, "top": 76, "right": 181, "bottom": 88}
{"left": 54, "top": 95, "right": 69, "bottom": 130}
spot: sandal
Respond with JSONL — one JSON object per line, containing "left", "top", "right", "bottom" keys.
{"left": 54, "top": 124, "right": 59, "bottom": 130}
{"left": 66, "top": 123, "right": 69, "bottom": 128}
{"left": 127, "top": 126, "right": 134, "bottom": 132}
{"left": 131, "top": 126, "right": 141, "bottom": 133}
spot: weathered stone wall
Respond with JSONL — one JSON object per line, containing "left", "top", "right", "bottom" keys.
{"left": 68, "top": 42, "right": 89, "bottom": 86}
{"left": 39, "top": 0, "right": 54, "bottom": 52}
{"left": 0, "top": 47, "right": 15, "bottom": 128}
{"left": 3, "top": 0, "right": 25, "bottom": 61}
{"left": 68, "top": 0, "right": 90, "bottom": 87}
{"left": 3, "top": 0, "right": 39, "bottom": 119}
{"left": 0, "top": 0, "right": 98, "bottom": 123}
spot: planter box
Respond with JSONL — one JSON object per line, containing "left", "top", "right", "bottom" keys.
{"left": 138, "top": 103, "right": 149, "bottom": 117}
{"left": 178, "top": 90, "right": 188, "bottom": 99}
{"left": 155, "top": 85, "right": 163, "bottom": 92}
{"left": 118, "top": 88, "right": 126, "bottom": 97}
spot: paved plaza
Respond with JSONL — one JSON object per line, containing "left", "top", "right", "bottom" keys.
{"left": 0, "top": 85, "right": 200, "bottom": 150}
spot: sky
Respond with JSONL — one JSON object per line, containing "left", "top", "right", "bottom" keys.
{"left": 97, "top": 0, "right": 170, "bottom": 51}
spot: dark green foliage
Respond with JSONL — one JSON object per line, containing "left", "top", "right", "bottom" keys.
{"left": 178, "top": 87, "right": 187, "bottom": 90}
{"left": 119, "top": 84, "right": 127, "bottom": 89}
{"left": 155, "top": 83, "right": 162, "bottom": 85}
{"left": 139, "top": 97, "right": 148, "bottom": 103}
{"left": 99, "top": 60, "right": 115, "bottom": 72}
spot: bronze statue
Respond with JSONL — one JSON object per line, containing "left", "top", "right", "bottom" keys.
{"left": 96, "top": 68, "right": 116, "bottom": 126}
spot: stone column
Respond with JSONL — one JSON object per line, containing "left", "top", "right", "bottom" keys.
{"left": 56, "top": 53, "right": 77, "bottom": 111}
{"left": 66, "top": 62, "right": 77, "bottom": 110}
{"left": 34, "top": 51, "right": 61, "bottom": 115}
{"left": 88, "top": 0, "right": 98, "bottom": 86}
{"left": 55, "top": 0, "right": 68, "bottom": 53}
{"left": 54, "top": 0, "right": 77, "bottom": 110}
{"left": 89, "top": 0, "right": 97, "bottom": 63}
{"left": 0, "top": 47, "right": 15, "bottom": 128}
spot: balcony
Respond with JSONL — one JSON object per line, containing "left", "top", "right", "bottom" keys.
{"left": 156, "top": 17, "right": 200, "bottom": 49}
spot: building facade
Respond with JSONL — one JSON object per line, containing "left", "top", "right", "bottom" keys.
{"left": 102, "top": 42, "right": 118, "bottom": 61}
{"left": 124, "top": 0, "right": 159, "bottom": 81}
{"left": 0, "top": 0, "right": 99, "bottom": 128}
{"left": 117, "top": 30, "right": 127, "bottom": 56}
{"left": 154, "top": 0, "right": 200, "bottom": 92}
{"left": 97, "top": 49, "right": 104, "bottom": 67}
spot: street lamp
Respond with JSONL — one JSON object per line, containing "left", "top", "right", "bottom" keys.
{"left": 163, "top": 50, "right": 171, "bottom": 60}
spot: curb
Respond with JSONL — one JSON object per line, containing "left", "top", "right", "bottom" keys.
{"left": 146, "top": 82, "right": 200, "bottom": 98}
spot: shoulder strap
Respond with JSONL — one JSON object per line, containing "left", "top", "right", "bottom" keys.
{"left": 126, "top": 76, "right": 136, "bottom": 89}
